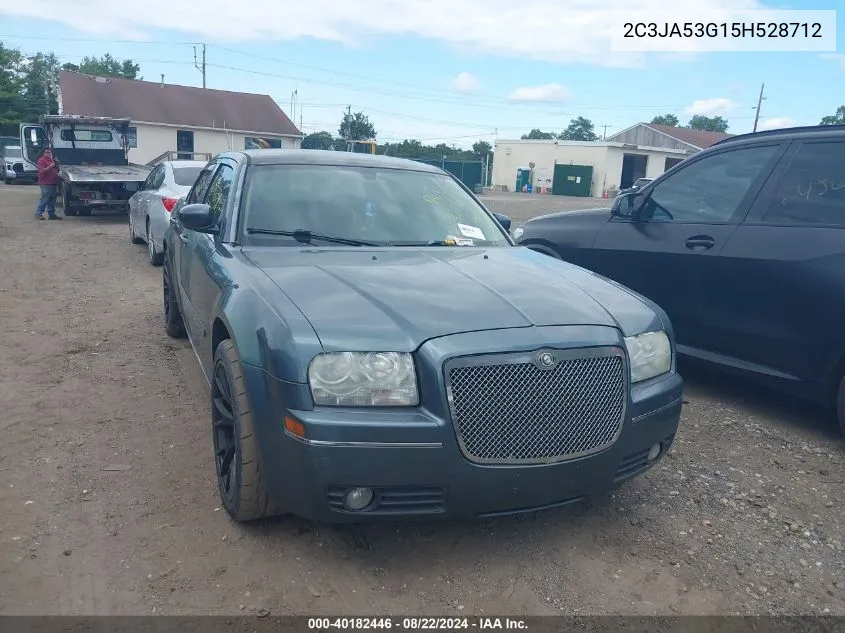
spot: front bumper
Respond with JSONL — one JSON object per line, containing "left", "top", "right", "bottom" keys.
{"left": 242, "top": 326, "right": 683, "bottom": 523}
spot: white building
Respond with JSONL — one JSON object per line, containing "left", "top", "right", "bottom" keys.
{"left": 58, "top": 71, "right": 302, "bottom": 165}
{"left": 492, "top": 123, "right": 732, "bottom": 197}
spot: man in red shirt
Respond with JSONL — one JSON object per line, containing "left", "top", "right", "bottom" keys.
{"left": 35, "top": 147, "right": 62, "bottom": 220}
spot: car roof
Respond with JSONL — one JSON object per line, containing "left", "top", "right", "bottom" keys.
{"left": 711, "top": 124, "right": 845, "bottom": 148}
{"left": 219, "top": 149, "right": 445, "bottom": 173}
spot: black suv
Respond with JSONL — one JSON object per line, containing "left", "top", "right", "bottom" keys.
{"left": 514, "top": 124, "right": 845, "bottom": 437}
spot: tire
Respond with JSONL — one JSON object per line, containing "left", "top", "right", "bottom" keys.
{"left": 147, "top": 220, "right": 164, "bottom": 266}
{"left": 129, "top": 213, "right": 143, "bottom": 244}
{"left": 836, "top": 374, "right": 845, "bottom": 439}
{"left": 212, "top": 338, "right": 279, "bottom": 522}
{"left": 62, "top": 188, "right": 78, "bottom": 216}
{"left": 162, "top": 262, "right": 187, "bottom": 338}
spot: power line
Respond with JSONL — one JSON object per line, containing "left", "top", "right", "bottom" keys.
{"left": 2, "top": 35, "right": 699, "bottom": 110}
{"left": 208, "top": 44, "right": 692, "bottom": 111}
{"left": 0, "top": 34, "right": 200, "bottom": 45}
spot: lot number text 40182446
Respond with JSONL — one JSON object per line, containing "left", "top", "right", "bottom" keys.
{"left": 307, "top": 617, "right": 529, "bottom": 630}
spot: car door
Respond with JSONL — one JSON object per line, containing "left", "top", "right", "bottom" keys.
{"left": 142, "top": 165, "right": 166, "bottom": 220}
{"left": 132, "top": 167, "right": 158, "bottom": 231}
{"left": 172, "top": 161, "right": 217, "bottom": 340}
{"left": 584, "top": 142, "right": 786, "bottom": 351}
{"left": 712, "top": 138, "right": 845, "bottom": 398}
{"left": 184, "top": 160, "right": 238, "bottom": 370}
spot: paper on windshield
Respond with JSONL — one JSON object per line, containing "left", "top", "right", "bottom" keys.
{"left": 457, "top": 223, "right": 485, "bottom": 240}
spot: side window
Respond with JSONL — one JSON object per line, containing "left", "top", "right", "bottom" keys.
{"left": 150, "top": 165, "right": 166, "bottom": 190}
{"left": 642, "top": 145, "right": 780, "bottom": 224}
{"left": 763, "top": 141, "right": 845, "bottom": 227}
{"left": 140, "top": 168, "right": 157, "bottom": 191}
{"left": 186, "top": 164, "right": 216, "bottom": 204}
{"left": 204, "top": 164, "right": 235, "bottom": 221}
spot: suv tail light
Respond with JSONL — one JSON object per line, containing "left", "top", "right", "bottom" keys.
{"left": 161, "top": 197, "right": 179, "bottom": 212}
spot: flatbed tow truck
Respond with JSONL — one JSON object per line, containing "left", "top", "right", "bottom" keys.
{"left": 19, "top": 115, "right": 151, "bottom": 216}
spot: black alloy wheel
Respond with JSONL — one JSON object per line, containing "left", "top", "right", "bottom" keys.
{"left": 213, "top": 358, "right": 238, "bottom": 508}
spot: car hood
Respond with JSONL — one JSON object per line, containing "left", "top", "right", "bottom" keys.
{"left": 242, "top": 246, "right": 659, "bottom": 352}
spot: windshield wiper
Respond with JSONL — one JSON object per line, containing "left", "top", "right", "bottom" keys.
{"left": 245, "top": 228, "right": 383, "bottom": 247}
{"left": 390, "top": 240, "right": 480, "bottom": 246}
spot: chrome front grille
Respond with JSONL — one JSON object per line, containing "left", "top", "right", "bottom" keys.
{"left": 445, "top": 347, "right": 627, "bottom": 465}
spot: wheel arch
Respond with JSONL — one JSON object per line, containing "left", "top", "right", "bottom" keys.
{"left": 520, "top": 239, "right": 563, "bottom": 260}
{"left": 212, "top": 285, "right": 323, "bottom": 384}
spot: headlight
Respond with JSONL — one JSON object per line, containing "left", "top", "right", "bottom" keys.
{"left": 624, "top": 331, "right": 672, "bottom": 383}
{"left": 513, "top": 226, "right": 524, "bottom": 241}
{"left": 308, "top": 352, "right": 418, "bottom": 407}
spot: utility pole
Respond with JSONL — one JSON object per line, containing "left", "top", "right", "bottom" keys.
{"left": 752, "top": 83, "right": 766, "bottom": 132}
{"left": 601, "top": 124, "right": 608, "bottom": 140}
{"left": 194, "top": 43, "right": 206, "bottom": 88}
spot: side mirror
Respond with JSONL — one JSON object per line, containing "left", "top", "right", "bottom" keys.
{"left": 611, "top": 192, "right": 641, "bottom": 219}
{"left": 493, "top": 213, "right": 511, "bottom": 231}
{"left": 176, "top": 203, "right": 217, "bottom": 233}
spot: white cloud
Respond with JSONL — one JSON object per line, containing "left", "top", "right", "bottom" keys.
{"left": 0, "top": 0, "right": 766, "bottom": 68}
{"left": 685, "top": 98, "right": 735, "bottom": 117}
{"left": 509, "top": 83, "right": 568, "bottom": 102}
{"left": 758, "top": 117, "right": 795, "bottom": 131}
{"left": 451, "top": 72, "right": 479, "bottom": 93}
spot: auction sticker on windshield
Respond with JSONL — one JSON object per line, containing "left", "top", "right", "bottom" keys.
{"left": 457, "top": 223, "right": 485, "bottom": 240}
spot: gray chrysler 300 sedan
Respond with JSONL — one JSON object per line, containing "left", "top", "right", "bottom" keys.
{"left": 162, "top": 150, "right": 683, "bottom": 523}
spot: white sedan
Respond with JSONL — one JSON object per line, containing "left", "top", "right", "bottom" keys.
{"left": 129, "top": 160, "right": 206, "bottom": 265}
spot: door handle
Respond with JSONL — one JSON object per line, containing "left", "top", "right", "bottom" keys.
{"left": 684, "top": 235, "right": 715, "bottom": 250}
{"left": 178, "top": 233, "right": 188, "bottom": 244}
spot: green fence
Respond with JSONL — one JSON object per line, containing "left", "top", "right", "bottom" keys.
{"left": 414, "top": 159, "right": 484, "bottom": 191}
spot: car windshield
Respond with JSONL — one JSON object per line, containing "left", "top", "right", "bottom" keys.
{"left": 241, "top": 164, "right": 509, "bottom": 247}
{"left": 173, "top": 167, "right": 202, "bottom": 187}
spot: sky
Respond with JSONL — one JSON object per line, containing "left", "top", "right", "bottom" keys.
{"left": 0, "top": 0, "right": 843, "bottom": 149}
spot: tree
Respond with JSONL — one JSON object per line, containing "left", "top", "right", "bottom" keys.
{"left": 820, "top": 105, "right": 845, "bottom": 126}
{"left": 64, "top": 53, "right": 141, "bottom": 80}
{"left": 651, "top": 114, "right": 679, "bottom": 126}
{"left": 472, "top": 140, "right": 492, "bottom": 156}
{"left": 520, "top": 129, "right": 556, "bottom": 140}
{"left": 301, "top": 131, "right": 337, "bottom": 150}
{"left": 339, "top": 109, "right": 376, "bottom": 141}
{"left": 20, "top": 52, "right": 60, "bottom": 119}
{"left": 558, "top": 116, "right": 599, "bottom": 141}
{"left": 0, "top": 42, "right": 25, "bottom": 135}
{"left": 687, "top": 115, "right": 729, "bottom": 133}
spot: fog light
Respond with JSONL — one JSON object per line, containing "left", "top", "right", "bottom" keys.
{"left": 647, "top": 443, "right": 662, "bottom": 462}
{"left": 344, "top": 487, "right": 374, "bottom": 511}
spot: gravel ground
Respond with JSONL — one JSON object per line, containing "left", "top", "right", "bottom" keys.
{"left": 478, "top": 191, "right": 610, "bottom": 227}
{"left": 0, "top": 184, "right": 843, "bottom": 616}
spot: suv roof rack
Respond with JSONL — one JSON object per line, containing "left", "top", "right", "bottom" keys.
{"left": 711, "top": 124, "right": 845, "bottom": 147}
